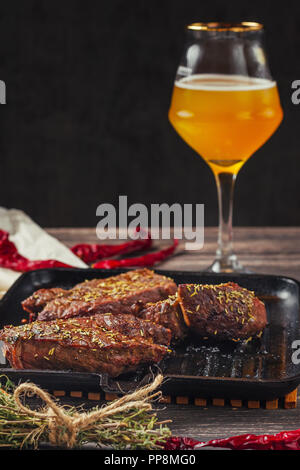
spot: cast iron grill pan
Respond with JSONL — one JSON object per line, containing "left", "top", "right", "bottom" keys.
{"left": 0, "top": 268, "right": 299, "bottom": 400}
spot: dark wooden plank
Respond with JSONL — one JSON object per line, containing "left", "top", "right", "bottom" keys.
{"left": 46, "top": 227, "right": 300, "bottom": 280}
{"left": 157, "top": 404, "right": 300, "bottom": 441}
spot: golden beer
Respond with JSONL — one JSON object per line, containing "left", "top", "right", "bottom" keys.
{"left": 169, "top": 74, "right": 283, "bottom": 174}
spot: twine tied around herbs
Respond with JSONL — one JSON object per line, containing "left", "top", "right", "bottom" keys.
{"left": 13, "top": 374, "right": 164, "bottom": 448}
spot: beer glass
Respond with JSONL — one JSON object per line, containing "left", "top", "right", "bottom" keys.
{"left": 169, "top": 22, "right": 283, "bottom": 272}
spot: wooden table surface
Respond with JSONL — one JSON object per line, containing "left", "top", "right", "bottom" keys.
{"left": 46, "top": 227, "right": 300, "bottom": 442}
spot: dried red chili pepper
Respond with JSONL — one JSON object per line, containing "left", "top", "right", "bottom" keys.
{"left": 165, "top": 429, "right": 300, "bottom": 450}
{"left": 71, "top": 233, "right": 152, "bottom": 263}
{"left": 163, "top": 436, "right": 200, "bottom": 450}
{"left": 93, "top": 239, "right": 179, "bottom": 269}
{"left": 0, "top": 230, "right": 72, "bottom": 272}
{"left": 0, "top": 229, "right": 176, "bottom": 273}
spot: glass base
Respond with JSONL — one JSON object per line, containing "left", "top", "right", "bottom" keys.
{"left": 206, "top": 254, "right": 251, "bottom": 273}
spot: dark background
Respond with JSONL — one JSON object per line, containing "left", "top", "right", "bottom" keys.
{"left": 0, "top": 0, "right": 299, "bottom": 228}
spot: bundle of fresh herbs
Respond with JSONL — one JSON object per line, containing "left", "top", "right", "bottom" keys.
{"left": 0, "top": 374, "right": 171, "bottom": 450}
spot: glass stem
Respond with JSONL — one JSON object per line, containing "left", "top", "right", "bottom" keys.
{"left": 215, "top": 171, "right": 238, "bottom": 269}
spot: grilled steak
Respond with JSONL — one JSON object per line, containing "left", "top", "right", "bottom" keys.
{"left": 178, "top": 282, "right": 267, "bottom": 341}
{"left": 22, "top": 269, "right": 177, "bottom": 321}
{"left": 0, "top": 316, "right": 170, "bottom": 376}
{"left": 22, "top": 280, "right": 110, "bottom": 314}
{"left": 22, "top": 288, "right": 67, "bottom": 314}
{"left": 92, "top": 313, "right": 172, "bottom": 346}
{"left": 137, "top": 296, "right": 188, "bottom": 341}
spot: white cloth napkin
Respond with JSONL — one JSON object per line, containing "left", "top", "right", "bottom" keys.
{"left": 0, "top": 208, "right": 87, "bottom": 293}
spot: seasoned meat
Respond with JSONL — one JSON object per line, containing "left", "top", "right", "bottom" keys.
{"left": 22, "top": 288, "right": 67, "bottom": 314}
{"left": 22, "top": 269, "right": 177, "bottom": 321}
{"left": 92, "top": 313, "right": 172, "bottom": 346}
{"left": 178, "top": 282, "right": 267, "bottom": 341}
{"left": 0, "top": 316, "right": 170, "bottom": 377}
{"left": 137, "top": 296, "right": 188, "bottom": 341}
{"left": 21, "top": 280, "right": 108, "bottom": 315}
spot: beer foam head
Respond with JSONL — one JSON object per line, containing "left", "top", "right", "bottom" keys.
{"left": 175, "top": 74, "right": 276, "bottom": 91}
